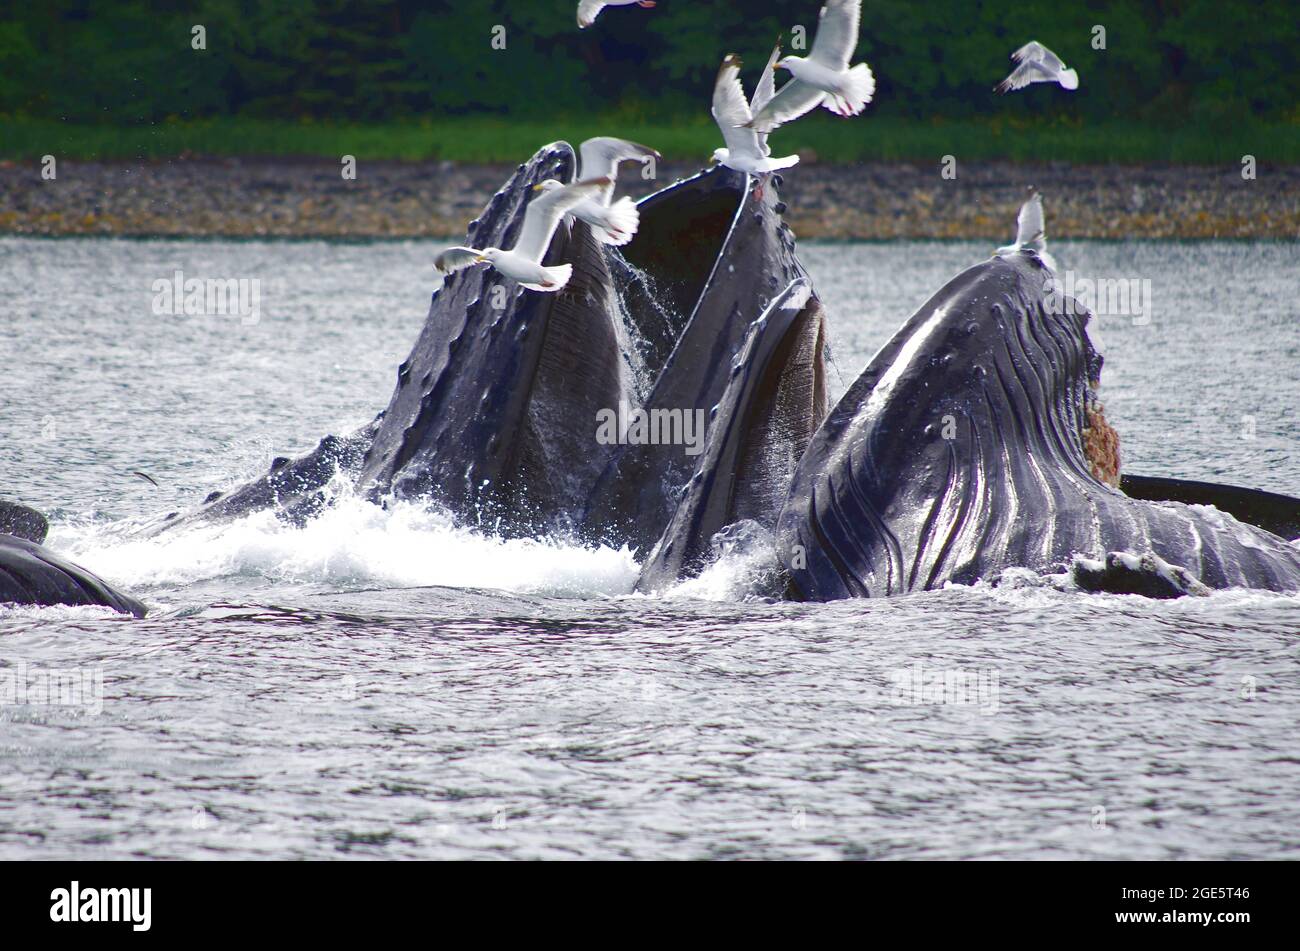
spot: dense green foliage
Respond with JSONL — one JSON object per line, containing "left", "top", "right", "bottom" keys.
{"left": 6, "top": 114, "right": 1299, "bottom": 164}
{"left": 1, "top": 0, "right": 1295, "bottom": 129}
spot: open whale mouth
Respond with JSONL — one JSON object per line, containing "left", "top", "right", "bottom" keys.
{"left": 580, "top": 165, "right": 818, "bottom": 552}
{"left": 612, "top": 168, "right": 751, "bottom": 373}
{"left": 154, "top": 146, "right": 818, "bottom": 557}
{"left": 321, "top": 153, "right": 768, "bottom": 539}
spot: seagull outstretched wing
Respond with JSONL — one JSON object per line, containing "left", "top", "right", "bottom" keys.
{"left": 514, "top": 177, "right": 612, "bottom": 262}
{"left": 1015, "top": 192, "right": 1045, "bottom": 247}
{"left": 809, "top": 0, "right": 861, "bottom": 70}
{"left": 1012, "top": 40, "right": 1065, "bottom": 72}
{"left": 995, "top": 58, "right": 1057, "bottom": 94}
{"left": 747, "top": 79, "right": 827, "bottom": 134}
{"left": 435, "top": 247, "right": 485, "bottom": 275}
{"left": 713, "top": 55, "right": 763, "bottom": 161}
{"left": 751, "top": 42, "right": 784, "bottom": 153}
{"left": 578, "top": 137, "right": 661, "bottom": 205}
{"left": 577, "top": 1, "right": 606, "bottom": 29}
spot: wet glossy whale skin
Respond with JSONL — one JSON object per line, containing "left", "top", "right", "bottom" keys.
{"left": 0, "top": 533, "right": 147, "bottom": 617}
{"left": 776, "top": 253, "right": 1300, "bottom": 600}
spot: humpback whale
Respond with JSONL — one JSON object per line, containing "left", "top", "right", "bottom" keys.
{"left": 0, "top": 501, "right": 147, "bottom": 617}
{"left": 773, "top": 251, "right": 1300, "bottom": 599}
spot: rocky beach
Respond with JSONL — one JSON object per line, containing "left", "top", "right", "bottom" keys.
{"left": 1, "top": 156, "right": 1296, "bottom": 240}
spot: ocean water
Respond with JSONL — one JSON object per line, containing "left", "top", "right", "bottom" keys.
{"left": 1, "top": 236, "right": 1297, "bottom": 860}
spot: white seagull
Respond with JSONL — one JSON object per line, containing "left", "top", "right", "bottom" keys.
{"left": 577, "top": 0, "right": 656, "bottom": 29}
{"left": 996, "top": 189, "right": 1057, "bottom": 272}
{"left": 434, "top": 177, "right": 612, "bottom": 292}
{"left": 711, "top": 48, "right": 802, "bottom": 183}
{"left": 995, "top": 41, "right": 1078, "bottom": 94}
{"left": 745, "top": 0, "right": 875, "bottom": 134}
{"left": 539, "top": 137, "right": 659, "bottom": 246}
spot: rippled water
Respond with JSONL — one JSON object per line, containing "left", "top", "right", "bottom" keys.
{"left": 2, "top": 236, "right": 1298, "bottom": 859}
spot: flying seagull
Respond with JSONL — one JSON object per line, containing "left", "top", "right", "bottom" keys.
{"left": 435, "top": 177, "right": 612, "bottom": 292}
{"left": 745, "top": 0, "right": 875, "bottom": 134}
{"left": 578, "top": 0, "right": 656, "bottom": 29}
{"left": 542, "top": 137, "right": 659, "bottom": 246}
{"left": 996, "top": 189, "right": 1057, "bottom": 272}
{"left": 710, "top": 50, "right": 801, "bottom": 199}
{"left": 995, "top": 41, "right": 1078, "bottom": 94}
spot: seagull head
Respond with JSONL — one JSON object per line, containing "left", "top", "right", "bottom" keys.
{"left": 478, "top": 249, "right": 500, "bottom": 264}
{"left": 774, "top": 55, "right": 801, "bottom": 73}
{"left": 709, "top": 148, "right": 729, "bottom": 166}
{"left": 532, "top": 179, "right": 565, "bottom": 193}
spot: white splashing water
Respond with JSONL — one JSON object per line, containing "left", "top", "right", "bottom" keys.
{"left": 50, "top": 492, "right": 640, "bottom": 599}
{"left": 669, "top": 521, "right": 783, "bottom": 602}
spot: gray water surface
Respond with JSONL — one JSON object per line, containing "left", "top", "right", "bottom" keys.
{"left": 1, "top": 237, "right": 1297, "bottom": 859}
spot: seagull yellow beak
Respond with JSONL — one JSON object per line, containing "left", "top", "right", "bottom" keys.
{"left": 531, "top": 184, "right": 544, "bottom": 192}
{"left": 475, "top": 254, "right": 488, "bottom": 262}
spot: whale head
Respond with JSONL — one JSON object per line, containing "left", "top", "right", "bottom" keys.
{"left": 775, "top": 253, "right": 1300, "bottom": 599}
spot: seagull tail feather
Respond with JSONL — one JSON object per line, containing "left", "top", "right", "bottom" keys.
{"left": 527, "top": 263, "right": 573, "bottom": 293}
{"left": 756, "top": 154, "right": 801, "bottom": 173}
{"left": 843, "top": 62, "right": 876, "bottom": 113}
{"left": 593, "top": 197, "right": 639, "bottom": 246}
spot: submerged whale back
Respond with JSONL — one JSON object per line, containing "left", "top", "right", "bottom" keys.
{"left": 0, "top": 534, "right": 147, "bottom": 617}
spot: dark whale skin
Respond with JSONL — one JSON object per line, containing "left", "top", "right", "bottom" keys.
{"left": 0, "top": 500, "right": 49, "bottom": 544}
{"left": 151, "top": 423, "right": 380, "bottom": 534}
{"left": 357, "top": 142, "right": 625, "bottom": 535}
{"left": 0, "top": 534, "right": 147, "bottom": 617}
{"left": 1073, "top": 551, "right": 1210, "bottom": 599}
{"left": 1120, "top": 474, "right": 1300, "bottom": 542}
{"left": 776, "top": 252, "right": 1300, "bottom": 600}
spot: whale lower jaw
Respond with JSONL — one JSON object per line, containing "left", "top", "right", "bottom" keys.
{"left": 636, "top": 279, "right": 828, "bottom": 593}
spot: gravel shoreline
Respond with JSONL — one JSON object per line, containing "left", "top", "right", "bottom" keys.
{"left": 2, "top": 157, "right": 1297, "bottom": 240}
